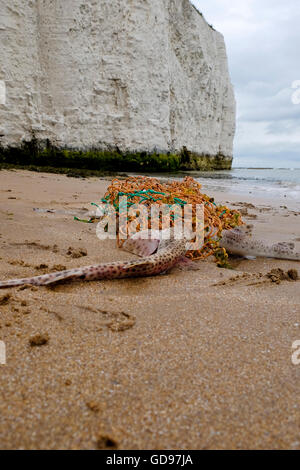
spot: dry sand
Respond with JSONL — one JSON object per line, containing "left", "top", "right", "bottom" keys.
{"left": 0, "top": 169, "right": 299, "bottom": 450}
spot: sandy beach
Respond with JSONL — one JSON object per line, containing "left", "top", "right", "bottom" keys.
{"left": 0, "top": 169, "right": 299, "bottom": 450}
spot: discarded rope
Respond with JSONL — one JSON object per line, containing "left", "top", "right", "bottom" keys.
{"left": 94, "top": 176, "right": 243, "bottom": 262}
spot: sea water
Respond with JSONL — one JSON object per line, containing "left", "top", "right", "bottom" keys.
{"left": 129, "top": 168, "right": 300, "bottom": 207}
{"left": 180, "top": 168, "right": 300, "bottom": 204}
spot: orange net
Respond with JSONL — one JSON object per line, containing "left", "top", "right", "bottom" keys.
{"left": 101, "top": 176, "right": 243, "bottom": 262}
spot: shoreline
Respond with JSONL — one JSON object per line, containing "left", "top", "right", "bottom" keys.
{"left": 0, "top": 169, "right": 299, "bottom": 450}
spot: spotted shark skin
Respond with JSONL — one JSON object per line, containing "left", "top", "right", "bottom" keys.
{"left": 0, "top": 237, "right": 187, "bottom": 289}
{"left": 220, "top": 227, "right": 300, "bottom": 261}
{"left": 1, "top": 227, "right": 299, "bottom": 289}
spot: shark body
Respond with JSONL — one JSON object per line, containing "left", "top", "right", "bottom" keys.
{"left": 0, "top": 235, "right": 187, "bottom": 289}
{"left": 0, "top": 227, "right": 299, "bottom": 289}
{"left": 220, "top": 227, "right": 300, "bottom": 260}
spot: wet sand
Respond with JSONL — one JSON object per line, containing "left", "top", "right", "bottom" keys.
{"left": 0, "top": 169, "right": 299, "bottom": 450}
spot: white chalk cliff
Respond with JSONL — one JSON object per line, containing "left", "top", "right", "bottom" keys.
{"left": 0, "top": 0, "right": 236, "bottom": 168}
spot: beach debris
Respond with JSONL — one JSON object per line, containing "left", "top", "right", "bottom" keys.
{"left": 29, "top": 333, "right": 49, "bottom": 347}
{"left": 98, "top": 176, "right": 243, "bottom": 261}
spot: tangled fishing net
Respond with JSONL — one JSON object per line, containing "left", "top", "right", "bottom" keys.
{"left": 95, "top": 176, "right": 243, "bottom": 265}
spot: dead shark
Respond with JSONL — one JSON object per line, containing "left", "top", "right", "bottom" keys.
{"left": 220, "top": 227, "right": 300, "bottom": 260}
{"left": 0, "top": 227, "right": 299, "bottom": 289}
{"left": 0, "top": 230, "right": 188, "bottom": 288}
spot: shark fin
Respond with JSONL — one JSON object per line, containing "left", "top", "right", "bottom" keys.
{"left": 122, "top": 231, "right": 160, "bottom": 257}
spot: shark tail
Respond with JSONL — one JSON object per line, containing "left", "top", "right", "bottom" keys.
{"left": 0, "top": 268, "right": 82, "bottom": 289}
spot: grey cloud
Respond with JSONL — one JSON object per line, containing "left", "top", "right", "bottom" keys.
{"left": 237, "top": 87, "right": 300, "bottom": 122}
{"left": 191, "top": 0, "right": 300, "bottom": 167}
{"left": 266, "top": 120, "right": 300, "bottom": 136}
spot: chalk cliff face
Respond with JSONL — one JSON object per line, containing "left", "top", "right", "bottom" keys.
{"left": 0, "top": 0, "right": 236, "bottom": 169}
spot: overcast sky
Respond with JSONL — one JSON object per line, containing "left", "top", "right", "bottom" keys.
{"left": 191, "top": 0, "right": 300, "bottom": 168}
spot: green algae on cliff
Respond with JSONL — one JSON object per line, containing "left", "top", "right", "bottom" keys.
{"left": 0, "top": 138, "right": 233, "bottom": 174}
